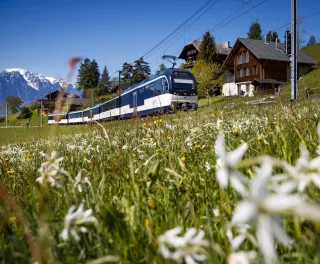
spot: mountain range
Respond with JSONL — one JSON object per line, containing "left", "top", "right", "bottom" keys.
{"left": 0, "top": 68, "right": 78, "bottom": 110}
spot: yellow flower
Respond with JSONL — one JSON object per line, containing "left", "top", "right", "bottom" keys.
{"left": 4, "top": 157, "right": 9, "bottom": 161}
{"left": 167, "top": 136, "right": 172, "bottom": 140}
{"left": 180, "top": 157, "right": 186, "bottom": 162}
{"left": 7, "top": 169, "right": 15, "bottom": 175}
{"left": 9, "top": 216, "right": 16, "bottom": 223}
{"left": 156, "top": 149, "right": 162, "bottom": 153}
{"left": 144, "top": 219, "right": 150, "bottom": 228}
{"left": 154, "top": 120, "right": 157, "bottom": 125}
{"left": 146, "top": 130, "right": 150, "bottom": 134}
{"left": 233, "top": 129, "right": 239, "bottom": 135}
{"left": 194, "top": 144, "right": 201, "bottom": 150}
{"left": 257, "top": 136, "right": 262, "bottom": 141}
{"left": 143, "top": 122, "right": 147, "bottom": 127}
{"left": 159, "top": 119, "right": 163, "bottom": 123}
{"left": 24, "top": 153, "right": 32, "bottom": 159}
{"left": 149, "top": 200, "right": 156, "bottom": 209}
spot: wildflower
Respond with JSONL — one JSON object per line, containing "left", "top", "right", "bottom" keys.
{"left": 158, "top": 227, "right": 208, "bottom": 264}
{"left": 68, "top": 57, "right": 82, "bottom": 70}
{"left": 257, "top": 136, "right": 262, "bottom": 141}
{"left": 231, "top": 160, "right": 297, "bottom": 264}
{"left": 216, "top": 119, "right": 223, "bottom": 129}
{"left": 4, "top": 157, "right": 9, "bottom": 161}
{"left": 215, "top": 134, "right": 248, "bottom": 196}
{"left": 226, "top": 224, "right": 253, "bottom": 251}
{"left": 149, "top": 200, "right": 156, "bottom": 209}
{"left": 228, "top": 251, "right": 257, "bottom": 264}
{"left": 194, "top": 144, "right": 201, "bottom": 150}
{"left": 233, "top": 129, "right": 239, "bottom": 135}
{"left": 159, "top": 119, "right": 163, "bottom": 123}
{"left": 143, "top": 122, "right": 147, "bottom": 127}
{"left": 154, "top": 120, "right": 157, "bottom": 125}
{"left": 167, "top": 136, "right": 172, "bottom": 140}
{"left": 180, "top": 157, "right": 186, "bottom": 162}
{"left": 145, "top": 219, "right": 150, "bottom": 228}
{"left": 36, "top": 151, "right": 70, "bottom": 188}
{"left": 61, "top": 203, "right": 98, "bottom": 241}
{"left": 146, "top": 130, "right": 150, "bottom": 134}
{"left": 24, "top": 153, "right": 32, "bottom": 159}
{"left": 7, "top": 169, "right": 15, "bottom": 175}
{"left": 185, "top": 136, "right": 193, "bottom": 149}
{"left": 72, "top": 170, "right": 91, "bottom": 193}
{"left": 213, "top": 208, "right": 220, "bottom": 218}
{"left": 283, "top": 145, "right": 320, "bottom": 192}
{"left": 205, "top": 162, "right": 211, "bottom": 172}
{"left": 9, "top": 216, "right": 16, "bottom": 223}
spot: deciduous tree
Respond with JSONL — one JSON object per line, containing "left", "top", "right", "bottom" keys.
{"left": 191, "top": 59, "right": 224, "bottom": 100}
{"left": 5, "top": 96, "right": 23, "bottom": 114}
{"left": 308, "top": 35, "right": 317, "bottom": 46}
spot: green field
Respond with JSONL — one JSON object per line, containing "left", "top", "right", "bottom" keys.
{"left": 302, "top": 43, "right": 320, "bottom": 64}
{"left": 1, "top": 98, "right": 320, "bottom": 264}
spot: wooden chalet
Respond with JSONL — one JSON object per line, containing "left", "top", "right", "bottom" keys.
{"left": 222, "top": 38, "right": 315, "bottom": 96}
{"left": 40, "top": 90, "right": 82, "bottom": 114}
{"left": 178, "top": 40, "right": 232, "bottom": 69}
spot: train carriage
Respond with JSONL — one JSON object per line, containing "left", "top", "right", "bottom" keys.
{"left": 48, "top": 68, "right": 198, "bottom": 125}
{"left": 48, "top": 112, "right": 68, "bottom": 125}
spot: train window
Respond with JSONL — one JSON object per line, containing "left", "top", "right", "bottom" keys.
{"left": 162, "top": 78, "right": 168, "bottom": 90}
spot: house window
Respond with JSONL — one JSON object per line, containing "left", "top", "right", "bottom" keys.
{"left": 246, "top": 68, "right": 249, "bottom": 76}
{"left": 238, "top": 69, "right": 243, "bottom": 77}
{"left": 245, "top": 51, "right": 249, "bottom": 63}
{"left": 253, "top": 66, "right": 259, "bottom": 75}
{"left": 237, "top": 53, "right": 243, "bottom": 65}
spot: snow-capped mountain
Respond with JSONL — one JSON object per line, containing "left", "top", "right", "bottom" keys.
{"left": 0, "top": 68, "right": 78, "bottom": 106}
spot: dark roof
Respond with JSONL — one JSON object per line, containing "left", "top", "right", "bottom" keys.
{"left": 178, "top": 40, "right": 232, "bottom": 59}
{"left": 226, "top": 38, "right": 315, "bottom": 65}
{"left": 251, "top": 79, "right": 281, "bottom": 85}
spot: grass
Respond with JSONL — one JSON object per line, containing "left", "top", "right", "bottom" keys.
{"left": 0, "top": 110, "right": 48, "bottom": 128}
{"left": 1, "top": 99, "right": 320, "bottom": 263}
{"left": 302, "top": 43, "right": 320, "bottom": 63}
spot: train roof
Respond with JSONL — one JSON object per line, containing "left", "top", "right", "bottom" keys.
{"left": 119, "top": 68, "right": 193, "bottom": 95}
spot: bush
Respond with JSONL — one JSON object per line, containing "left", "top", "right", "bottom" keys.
{"left": 17, "top": 106, "right": 32, "bottom": 119}
{"left": 0, "top": 116, "right": 5, "bottom": 122}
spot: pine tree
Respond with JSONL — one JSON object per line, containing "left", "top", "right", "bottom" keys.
{"left": 97, "top": 66, "right": 111, "bottom": 96}
{"left": 121, "top": 62, "right": 133, "bottom": 84}
{"left": 266, "top": 31, "right": 280, "bottom": 42}
{"left": 77, "top": 58, "right": 100, "bottom": 91}
{"left": 308, "top": 35, "right": 317, "bottom": 46}
{"left": 197, "top": 31, "right": 218, "bottom": 63}
{"left": 132, "top": 57, "right": 151, "bottom": 84}
{"left": 247, "top": 20, "right": 262, "bottom": 40}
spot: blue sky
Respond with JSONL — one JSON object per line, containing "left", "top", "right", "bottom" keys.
{"left": 0, "top": 0, "right": 319, "bottom": 83}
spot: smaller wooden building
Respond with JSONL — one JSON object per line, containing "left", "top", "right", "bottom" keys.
{"left": 178, "top": 40, "right": 232, "bottom": 69}
{"left": 222, "top": 38, "right": 315, "bottom": 96}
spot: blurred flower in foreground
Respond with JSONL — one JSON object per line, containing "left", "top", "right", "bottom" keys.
{"left": 68, "top": 57, "right": 82, "bottom": 70}
{"left": 228, "top": 251, "right": 257, "bottom": 264}
{"left": 158, "top": 227, "right": 208, "bottom": 264}
{"left": 231, "top": 160, "right": 296, "bottom": 264}
{"left": 61, "top": 203, "right": 98, "bottom": 241}
{"left": 215, "top": 134, "right": 248, "bottom": 196}
{"left": 36, "top": 151, "right": 70, "bottom": 188}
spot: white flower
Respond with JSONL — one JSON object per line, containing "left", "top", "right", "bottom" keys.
{"left": 36, "top": 151, "right": 70, "bottom": 188}
{"left": 276, "top": 145, "right": 320, "bottom": 193}
{"left": 232, "top": 160, "right": 296, "bottom": 264}
{"left": 185, "top": 136, "right": 193, "bottom": 149}
{"left": 226, "top": 224, "right": 253, "bottom": 251}
{"left": 216, "top": 119, "right": 223, "bottom": 129}
{"left": 61, "top": 203, "right": 98, "bottom": 241}
{"left": 72, "top": 170, "right": 91, "bottom": 193}
{"left": 158, "top": 227, "right": 208, "bottom": 264}
{"left": 213, "top": 208, "right": 220, "bottom": 218}
{"left": 205, "top": 161, "right": 211, "bottom": 172}
{"left": 228, "top": 251, "right": 257, "bottom": 264}
{"left": 215, "top": 134, "right": 248, "bottom": 196}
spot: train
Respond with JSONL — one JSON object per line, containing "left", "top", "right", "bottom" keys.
{"left": 48, "top": 68, "right": 198, "bottom": 125}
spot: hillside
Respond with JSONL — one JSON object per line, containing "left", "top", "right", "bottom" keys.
{"left": 302, "top": 43, "right": 320, "bottom": 63}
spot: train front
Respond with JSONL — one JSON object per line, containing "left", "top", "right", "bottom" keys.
{"left": 168, "top": 69, "right": 198, "bottom": 111}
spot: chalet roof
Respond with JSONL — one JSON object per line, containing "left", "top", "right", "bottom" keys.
{"left": 224, "top": 38, "right": 316, "bottom": 67}
{"left": 251, "top": 79, "right": 281, "bottom": 85}
{"left": 178, "top": 40, "right": 232, "bottom": 58}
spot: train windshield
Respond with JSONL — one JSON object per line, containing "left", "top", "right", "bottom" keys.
{"left": 172, "top": 78, "right": 195, "bottom": 89}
